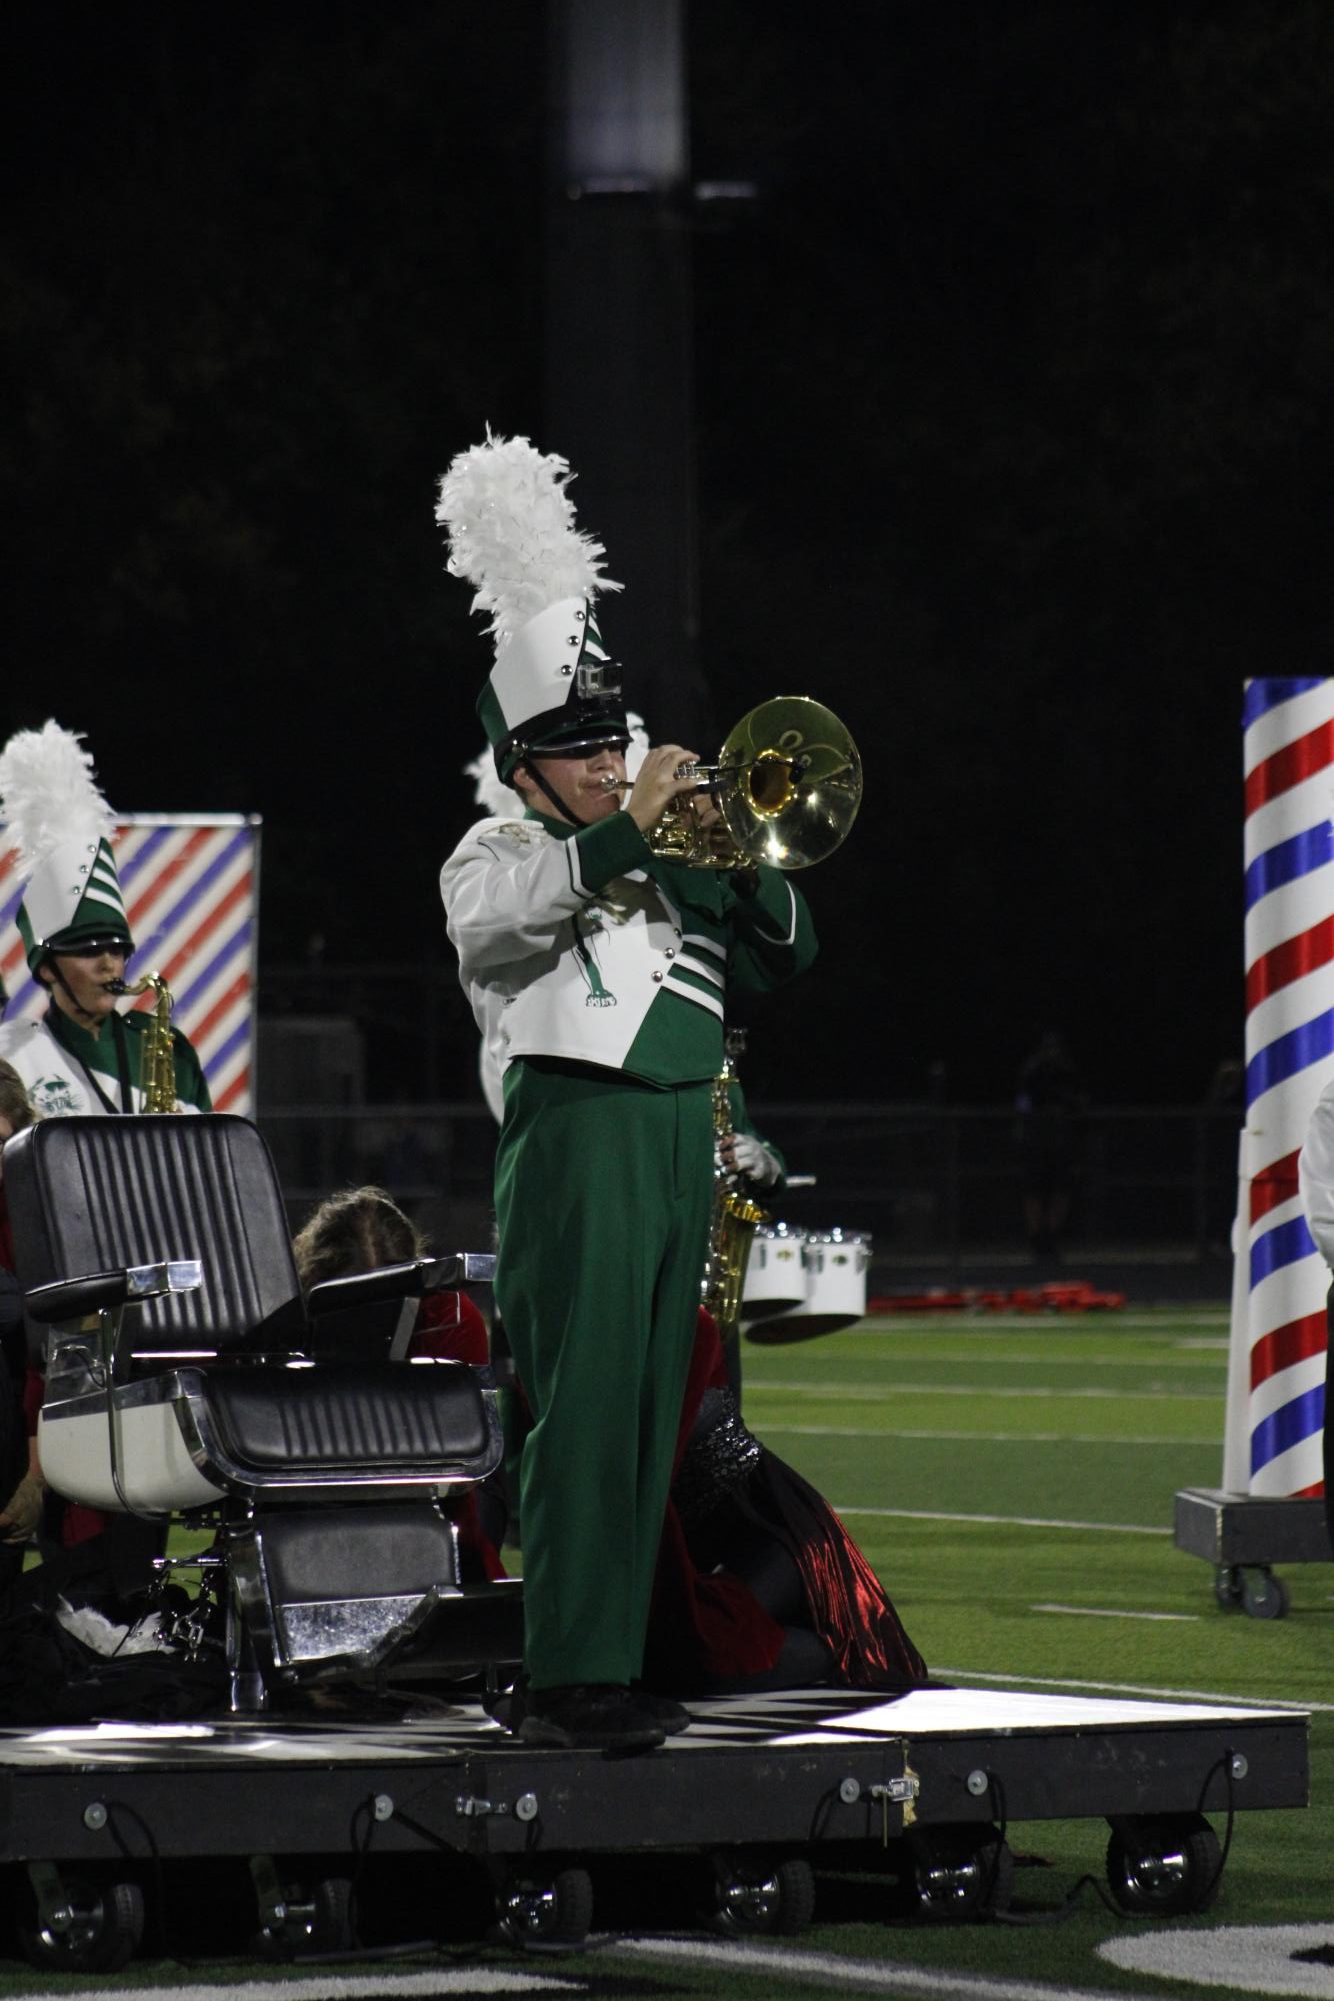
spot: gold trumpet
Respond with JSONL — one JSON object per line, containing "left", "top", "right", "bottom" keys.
{"left": 605, "top": 695, "right": 862, "bottom": 871}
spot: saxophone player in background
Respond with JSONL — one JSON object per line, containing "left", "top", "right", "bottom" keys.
{"left": 0, "top": 723, "right": 211, "bottom": 1626}
{"left": 704, "top": 1028, "right": 784, "bottom": 1398}
{"left": 0, "top": 722, "right": 210, "bottom": 1118}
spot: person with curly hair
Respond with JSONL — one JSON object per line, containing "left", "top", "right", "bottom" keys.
{"left": 291, "top": 1185, "right": 505, "bottom": 1580}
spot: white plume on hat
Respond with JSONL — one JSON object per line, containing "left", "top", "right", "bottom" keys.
{"left": 436, "top": 429, "right": 622, "bottom": 643}
{"left": 460, "top": 750, "right": 526, "bottom": 822}
{"left": 0, "top": 721, "right": 115, "bottom": 871}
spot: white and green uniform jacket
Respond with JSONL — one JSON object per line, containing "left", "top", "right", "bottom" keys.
{"left": 0, "top": 1009, "right": 211, "bottom": 1119}
{"left": 441, "top": 808, "right": 817, "bottom": 1092}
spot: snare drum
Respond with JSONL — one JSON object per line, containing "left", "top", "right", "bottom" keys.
{"left": 745, "top": 1229, "right": 872, "bottom": 1344}
{"left": 739, "top": 1222, "right": 808, "bottom": 1317}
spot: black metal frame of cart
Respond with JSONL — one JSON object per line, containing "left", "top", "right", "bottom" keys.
{"left": 0, "top": 1689, "right": 1310, "bottom": 1966}
{"left": 1175, "top": 1485, "right": 1333, "bottom": 1618}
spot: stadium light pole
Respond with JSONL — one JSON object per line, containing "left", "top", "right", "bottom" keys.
{"left": 543, "top": 0, "right": 716, "bottom": 749}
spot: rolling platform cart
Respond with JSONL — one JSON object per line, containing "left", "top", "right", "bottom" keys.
{"left": 0, "top": 1683, "right": 1308, "bottom": 1970}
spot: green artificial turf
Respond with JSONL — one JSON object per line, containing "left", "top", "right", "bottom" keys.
{"left": 1, "top": 1305, "right": 1326, "bottom": 2000}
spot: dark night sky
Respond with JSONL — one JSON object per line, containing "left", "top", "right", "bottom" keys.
{"left": 6, "top": 3, "right": 1334, "bottom": 1108}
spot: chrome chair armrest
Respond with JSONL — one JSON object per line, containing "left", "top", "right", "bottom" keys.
{"left": 25, "top": 1259, "right": 204, "bottom": 1324}
{"left": 420, "top": 1253, "right": 496, "bottom": 1290}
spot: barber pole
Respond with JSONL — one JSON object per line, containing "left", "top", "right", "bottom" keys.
{"left": 1223, "top": 680, "right": 1334, "bottom": 1498}
{"left": 0, "top": 815, "right": 261, "bottom": 1116}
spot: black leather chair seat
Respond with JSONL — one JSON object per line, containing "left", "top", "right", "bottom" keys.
{"left": 195, "top": 1363, "right": 491, "bottom": 1474}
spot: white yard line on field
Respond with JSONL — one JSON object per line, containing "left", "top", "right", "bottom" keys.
{"left": 10, "top": 1972, "right": 582, "bottom": 2001}
{"left": 766, "top": 1424, "right": 1211, "bottom": 1444}
{"left": 934, "top": 1664, "right": 1334, "bottom": 1712}
{"left": 858, "top": 1312, "right": 1229, "bottom": 1334}
{"left": 761, "top": 1350, "right": 1227, "bottom": 1370}
{"left": 1031, "top": 1602, "right": 1199, "bottom": 1622}
{"left": 834, "top": 1504, "right": 1172, "bottom": 1534}
{"left": 751, "top": 1380, "right": 1220, "bottom": 1399}
{"left": 622, "top": 1934, "right": 1129, "bottom": 2000}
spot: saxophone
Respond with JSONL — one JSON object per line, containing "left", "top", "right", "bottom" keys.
{"left": 109, "top": 973, "right": 179, "bottom": 1113}
{"left": 701, "top": 1033, "right": 770, "bottom": 1330}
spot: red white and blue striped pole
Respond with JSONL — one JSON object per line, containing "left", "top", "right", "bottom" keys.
{"left": 1223, "top": 679, "right": 1334, "bottom": 1498}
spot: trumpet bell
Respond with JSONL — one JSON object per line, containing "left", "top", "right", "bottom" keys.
{"left": 716, "top": 696, "right": 862, "bottom": 869}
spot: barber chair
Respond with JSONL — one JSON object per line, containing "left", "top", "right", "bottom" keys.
{"left": 2, "top": 1113, "right": 521, "bottom": 1711}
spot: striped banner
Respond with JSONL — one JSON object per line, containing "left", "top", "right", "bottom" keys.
{"left": 1222, "top": 680, "right": 1334, "bottom": 1498}
{"left": 0, "top": 815, "right": 261, "bottom": 1117}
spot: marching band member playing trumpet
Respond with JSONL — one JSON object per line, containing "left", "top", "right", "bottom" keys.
{"left": 437, "top": 434, "right": 816, "bottom": 1751}
{"left": 0, "top": 723, "right": 210, "bottom": 1117}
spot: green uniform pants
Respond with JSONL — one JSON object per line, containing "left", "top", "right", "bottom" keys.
{"left": 495, "top": 1058, "right": 713, "bottom": 1690}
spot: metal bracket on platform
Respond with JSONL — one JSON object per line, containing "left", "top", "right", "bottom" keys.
{"left": 456, "top": 1795, "right": 510, "bottom": 1819}
{"left": 870, "top": 1771, "right": 920, "bottom": 1842}
{"left": 870, "top": 1777, "right": 920, "bottom": 1804}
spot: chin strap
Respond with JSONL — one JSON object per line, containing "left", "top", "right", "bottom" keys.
{"left": 47, "top": 961, "right": 104, "bottom": 1030}
{"left": 519, "top": 758, "right": 593, "bottom": 830}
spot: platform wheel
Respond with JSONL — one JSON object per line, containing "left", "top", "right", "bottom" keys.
{"left": 496, "top": 1865, "right": 593, "bottom": 1946}
{"left": 254, "top": 1873, "right": 355, "bottom": 1957}
{"left": 1213, "top": 1564, "right": 1244, "bottom": 1611}
{"left": 898, "top": 1826, "right": 1015, "bottom": 1923}
{"left": 1240, "top": 1566, "right": 1289, "bottom": 1620}
{"left": 1105, "top": 1812, "right": 1222, "bottom": 1916}
{"left": 16, "top": 1870, "right": 144, "bottom": 1973}
{"left": 710, "top": 1853, "right": 816, "bottom": 1936}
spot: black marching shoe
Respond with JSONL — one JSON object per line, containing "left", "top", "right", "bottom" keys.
{"left": 518, "top": 1683, "right": 667, "bottom": 1751}
{"left": 631, "top": 1688, "right": 692, "bottom": 1734}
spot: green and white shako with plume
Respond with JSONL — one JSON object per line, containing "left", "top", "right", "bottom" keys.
{"left": 436, "top": 430, "right": 630, "bottom": 782}
{"left": 0, "top": 721, "right": 134, "bottom": 972}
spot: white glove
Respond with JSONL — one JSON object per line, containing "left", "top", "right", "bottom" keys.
{"left": 729, "top": 1132, "right": 782, "bottom": 1188}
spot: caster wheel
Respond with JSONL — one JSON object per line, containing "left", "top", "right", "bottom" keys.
{"left": 17, "top": 1872, "right": 144, "bottom": 1973}
{"left": 710, "top": 1854, "right": 816, "bottom": 1936}
{"left": 1106, "top": 1812, "right": 1222, "bottom": 1915}
{"left": 497, "top": 1865, "right": 593, "bottom": 1945}
{"left": 254, "top": 1874, "right": 355, "bottom": 1957}
{"left": 1213, "top": 1564, "right": 1243, "bottom": 1610}
{"left": 895, "top": 1826, "right": 1015, "bottom": 1922}
{"left": 1240, "top": 1567, "right": 1289, "bottom": 1620}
